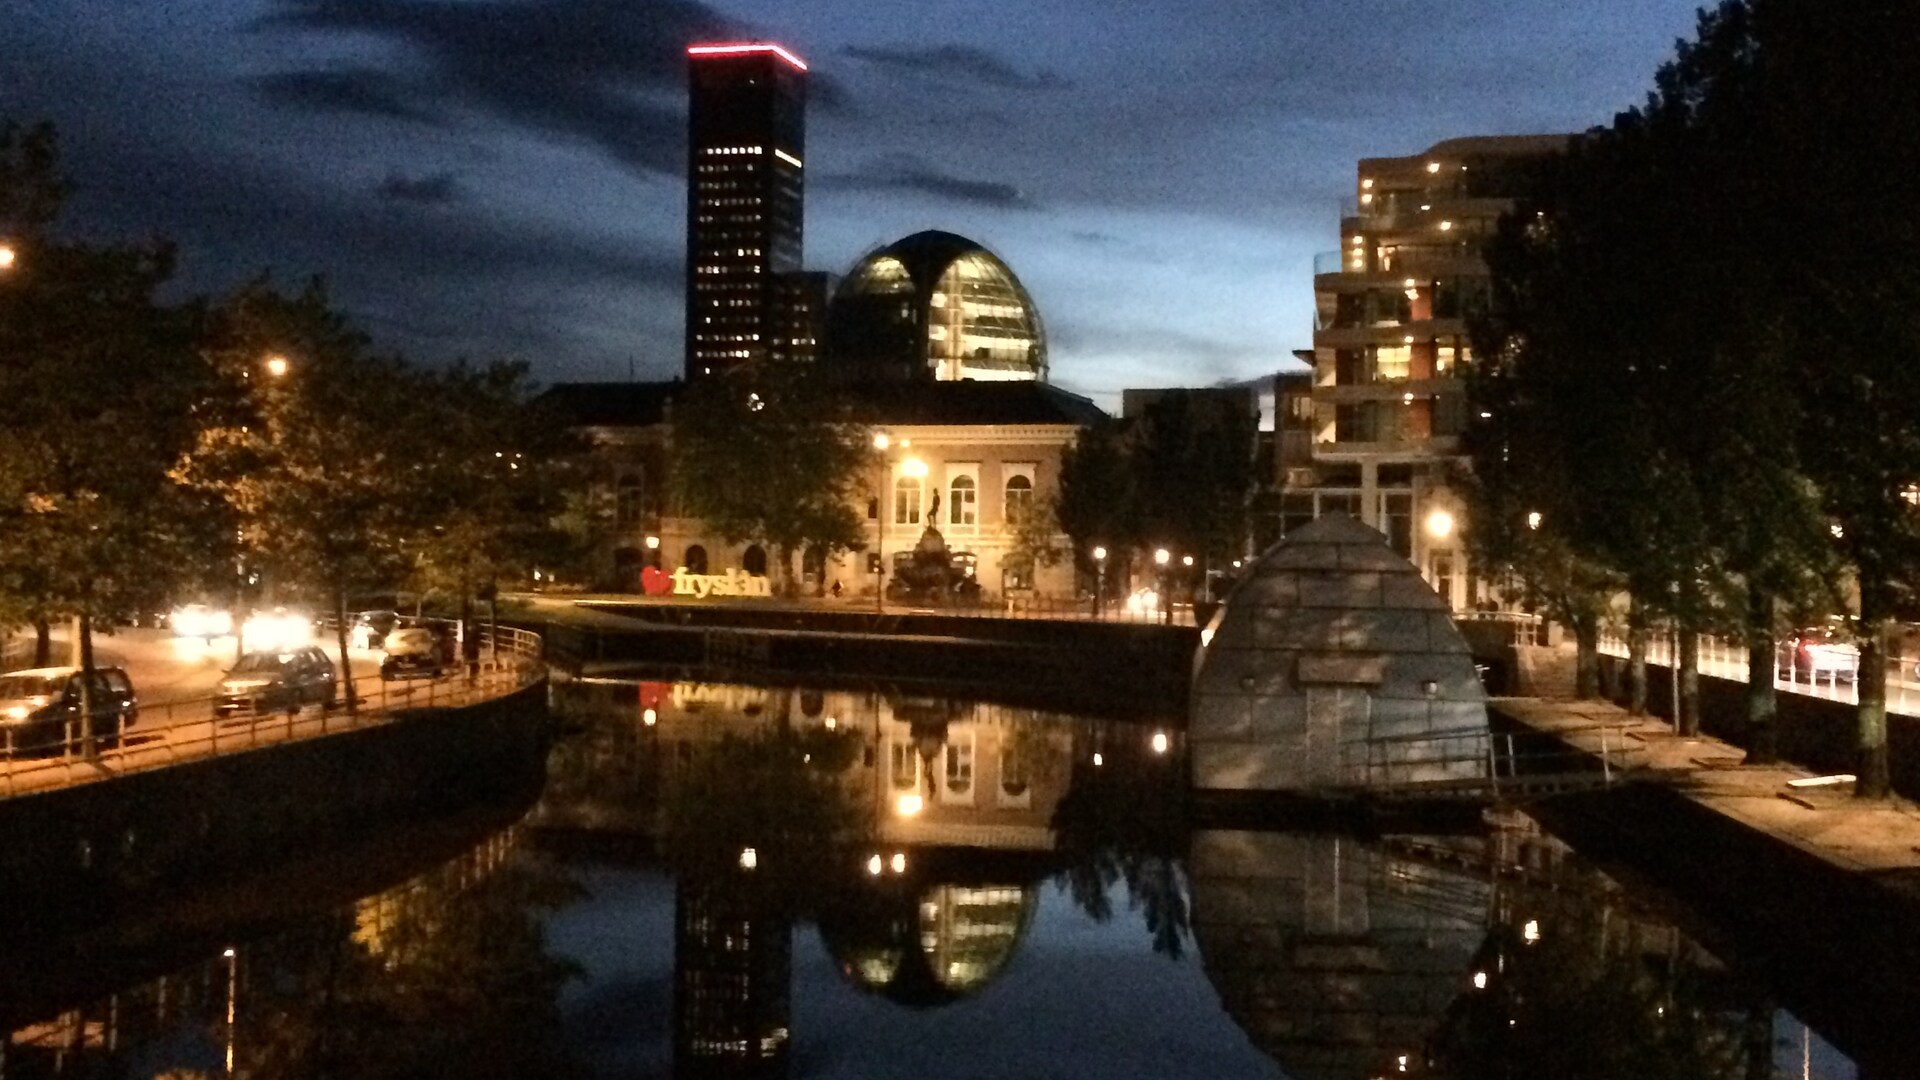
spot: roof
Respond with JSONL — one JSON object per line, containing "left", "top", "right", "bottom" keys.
{"left": 534, "top": 381, "right": 679, "bottom": 428}
{"left": 845, "top": 380, "right": 1107, "bottom": 427}
{"left": 857, "top": 230, "right": 996, "bottom": 290}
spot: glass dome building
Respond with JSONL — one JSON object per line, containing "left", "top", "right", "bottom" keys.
{"left": 826, "top": 230, "right": 1047, "bottom": 383}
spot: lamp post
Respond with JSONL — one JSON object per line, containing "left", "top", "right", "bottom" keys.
{"left": 873, "top": 433, "right": 890, "bottom": 612}
{"left": 1092, "top": 545, "right": 1107, "bottom": 620}
{"left": 1154, "top": 547, "right": 1171, "bottom": 625}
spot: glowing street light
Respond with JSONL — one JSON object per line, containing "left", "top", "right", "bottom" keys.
{"left": 1091, "top": 545, "right": 1108, "bottom": 619}
{"left": 872, "top": 432, "right": 891, "bottom": 451}
{"left": 1153, "top": 549, "right": 1172, "bottom": 625}
{"left": 264, "top": 354, "right": 289, "bottom": 378}
{"left": 1181, "top": 555, "right": 1194, "bottom": 567}
{"left": 644, "top": 534, "right": 660, "bottom": 550}
{"left": 1526, "top": 511, "right": 1543, "bottom": 531}
{"left": 1425, "top": 508, "right": 1455, "bottom": 540}
{"left": 895, "top": 792, "right": 923, "bottom": 816}
{"left": 738, "top": 847, "right": 758, "bottom": 870}
{"left": 0, "top": 243, "right": 15, "bottom": 271}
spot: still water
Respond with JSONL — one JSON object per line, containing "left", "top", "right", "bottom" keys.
{"left": 0, "top": 673, "right": 1870, "bottom": 1079}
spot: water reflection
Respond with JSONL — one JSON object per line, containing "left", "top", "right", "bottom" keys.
{"left": 0, "top": 822, "right": 584, "bottom": 1079}
{"left": 0, "top": 675, "right": 1873, "bottom": 1079}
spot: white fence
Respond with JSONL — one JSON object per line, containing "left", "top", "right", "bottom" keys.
{"left": 1595, "top": 630, "right": 1920, "bottom": 715}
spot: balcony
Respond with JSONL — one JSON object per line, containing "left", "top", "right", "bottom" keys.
{"left": 1314, "top": 318, "right": 1469, "bottom": 350}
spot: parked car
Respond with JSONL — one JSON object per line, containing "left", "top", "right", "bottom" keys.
{"left": 1777, "top": 625, "right": 1860, "bottom": 681}
{"left": 217, "top": 647, "right": 337, "bottom": 717}
{"left": 350, "top": 609, "right": 403, "bottom": 650}
{"left": 380, "top": 624, "right": 454, "bottom": 680}
{"left": 0, "top": 665, "right": 138, "bottom": 753}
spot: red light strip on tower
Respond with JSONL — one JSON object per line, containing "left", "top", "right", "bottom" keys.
{"left": 686, "top": 43, "right": 808, "bottom": 71}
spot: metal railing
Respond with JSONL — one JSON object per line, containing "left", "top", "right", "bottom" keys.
{"left": 1596, "top": 630, "right": 1920, "bottom": 714}
{"left": 0, "top": 625, "right": 544, "bottom": 800}
{"left": 1339, "top": 722, "right": 1641, "bottom": 801}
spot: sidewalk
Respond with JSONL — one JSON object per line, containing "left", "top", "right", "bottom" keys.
{"left": 1494, "top": 695, "right": 1920, "bottom": 875}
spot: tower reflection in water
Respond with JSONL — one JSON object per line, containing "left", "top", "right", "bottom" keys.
{"left": 573, "top": 677, "right": 1101, "bottom": 1078}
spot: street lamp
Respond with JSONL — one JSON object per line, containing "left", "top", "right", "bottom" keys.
{"left": 873, "top": 433, "right": 891, "bottom": 612}
{"left": 1154, "top": 548, "right": 1172, "bottom": 625}
{"left": 1092, "top": 545, "right": 1107, "bottom": 619}
{"left": 264, "top": 353, "right": 289, "bottom": 378}
{"left": 1425, "top": 507, "right": 1455, "bottom": 540}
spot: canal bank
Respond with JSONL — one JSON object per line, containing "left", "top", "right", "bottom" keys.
{"left": 520, "top": 597, "right": 1199, "bottom": 718}
{"left": 1491, "top": 695, "right": 1920, "bottom": 1075}
{"left": 0, "top": 681, "right": 551, "bottom": 939}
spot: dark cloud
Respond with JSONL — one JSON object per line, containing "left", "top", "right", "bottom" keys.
{"left": 845, "top": 43, "right": 1070, "bottom": 90}
{"left": 254, "top": 68, "right": 443, "bottom": 125}
{"left": 253, "top": 0, "right": 740, "bottom": 175}
{"left": 820, "top": 154, "right": 1033, "bottom": 209}
{"left": 376, "top": 170, "right": 464, "bottom": 205}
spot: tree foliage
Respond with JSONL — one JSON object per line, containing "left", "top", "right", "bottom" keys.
{"left": 669, "top": 367, "right": 872, "bottom": 595}
{"left": 1465, "top": 0, "right": 1920, "bottom": 790}
{"left": 0, "top": 123, "right": 210, "bottom": 697}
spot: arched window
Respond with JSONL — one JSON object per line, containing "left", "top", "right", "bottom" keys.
{"left": 743, "top": 544, "right": 768, "bottom": 576}
{"left": 894, "top": 475, "right": 922, "bottom": 526}
{"left": 949, "top": 475, "right": 977, "bottom": 526}
{"left": 684, "top": 545, "right": 708, "bottom": 575}
{"left": 1004, "top": 474, "right": 1034, "bottom": 517}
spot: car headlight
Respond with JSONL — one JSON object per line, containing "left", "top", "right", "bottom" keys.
{"left": 3, "top": 705, "right": 28, "bottom": 721}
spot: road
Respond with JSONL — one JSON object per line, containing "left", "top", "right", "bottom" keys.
{"left": 0, "top": 627, "right": 530, "bottom": 799}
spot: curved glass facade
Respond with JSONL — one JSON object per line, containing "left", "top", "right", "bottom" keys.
{"left": 826, "top": 232, "right": 1047, "bottom": 383}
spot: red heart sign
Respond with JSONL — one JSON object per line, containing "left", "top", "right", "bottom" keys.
{"left": 641, "top": 566, "right": 673, "bottom": 596}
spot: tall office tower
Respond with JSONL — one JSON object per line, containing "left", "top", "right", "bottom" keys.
{"left": 685, "top": 42, "right": 808, "bottom": 380}
{"left": 1293, "top": 135, "right": 1566, "bottom": 610}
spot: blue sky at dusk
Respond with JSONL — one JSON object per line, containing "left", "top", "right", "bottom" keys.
{"left": 6, "top": 0, "right": 1705, "bottom": 406}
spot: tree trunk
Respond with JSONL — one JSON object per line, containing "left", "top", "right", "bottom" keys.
{"left": 1572, "top": 615, "right": 1600, "bottom": 699}
{"left": 1627, "top": 623, "right": 1649, "bottom": 717}
{"left": 77, "top": 612, "right": 97, "bottom": 758}
{"left": 776, "top": 544, "right": 799, "bottom": 599}
{"left": 32, "top": 618, "right": 49, "bottom": 668}
{"left": 1678, "top": 629, "right": 1701, "bottom": 736}
{"left": 334, "top": 591, "right": 358, "bottom": 716}
{"left": 1744, "top": 586, "right": 1778, "bottom": 765}
{"left": 1856, "top": 614, "right": 1891, "bottom": 800}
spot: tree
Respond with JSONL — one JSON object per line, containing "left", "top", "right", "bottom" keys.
{"left": 1057, "top": 417, "right": 1135, "bottom": 598}
{"left": 0, "top": 123, "right": 210, "bottom": 746}
{"left": 401, "top": 361, "right": 574, "bottom": 664}
{"left": 669, "top": 367, "right": 872, "bottom": 596}
{"left": 1130, "top": 393, "right": 1257, "bottom": 571}
{"left": 180, "top": 277, "right": 436, "bottom": 713}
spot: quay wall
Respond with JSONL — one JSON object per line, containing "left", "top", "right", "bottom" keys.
{"left": 533, "top": 607, "right": 1199, "bottom": 718}
{"left": 0, "top": 681, "right": 550, "bottom": 938}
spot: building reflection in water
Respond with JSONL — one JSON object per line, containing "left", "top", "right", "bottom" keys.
{"left": 547, "top": 674, "right": 1153, "bottom": 1075}
{"left": 1187, "top": 818, "right": 1828, "bottom": 1080}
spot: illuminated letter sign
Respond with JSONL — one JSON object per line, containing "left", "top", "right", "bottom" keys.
{"left": 670, "top": 567, "right": 772, "bottom": 599}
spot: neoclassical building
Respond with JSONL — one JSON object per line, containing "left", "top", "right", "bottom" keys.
{"left": 546, "top": 231, "right": 1100, "bottom": 601}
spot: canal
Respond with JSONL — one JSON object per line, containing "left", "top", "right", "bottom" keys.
{"left": 0, "top": 671, "right": 1877, "bottom": 1078}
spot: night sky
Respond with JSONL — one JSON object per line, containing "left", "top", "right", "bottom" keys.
{"left": 6, "top": 1, "right": 1704, "bottom": 407}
